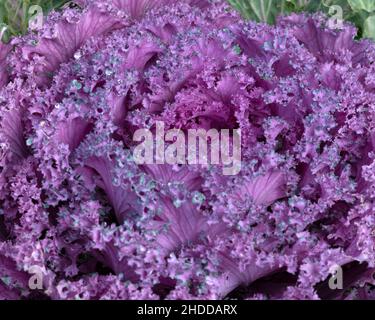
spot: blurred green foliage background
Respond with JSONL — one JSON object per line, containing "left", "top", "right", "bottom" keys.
{"left": 228, "top": 0, "right": 375, "bottom": 40}
{"left": 0, "top": 0, "right": 68, "bottom": 42}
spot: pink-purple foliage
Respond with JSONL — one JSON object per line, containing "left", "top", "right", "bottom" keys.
{"left": 0, "top": 0, "right": 375, "bottom": 300}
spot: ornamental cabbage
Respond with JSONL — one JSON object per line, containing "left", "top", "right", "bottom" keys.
{"left": 0, "top": 0, "right": 374, "bottom": 300}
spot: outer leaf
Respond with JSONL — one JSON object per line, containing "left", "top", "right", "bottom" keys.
{"left": 364, "top": 15, "right": 375, "bottom": 40}
{"left": 348, "top": 0, "right": 375, "bottom": 13}
{"left": 227, "top": 0, "right": 292, "bottom": 23}
{"left": 248, "top": 0, "right": 278, "bottom": 23}
{"left": 227, "top": 0, "right": 335, "bottom": 24}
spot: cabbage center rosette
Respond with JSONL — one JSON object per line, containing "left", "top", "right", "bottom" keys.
{"left": 0, "top": 0, "right": 375, "bottom": 300}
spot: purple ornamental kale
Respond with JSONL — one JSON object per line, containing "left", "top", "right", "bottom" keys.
{"left": 0, "top": 0, "right": 374, "bottom": 300}
{"left": 0, "top": 44, "right": 11, "bottom": 89}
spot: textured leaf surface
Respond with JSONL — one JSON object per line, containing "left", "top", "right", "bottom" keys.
{"left": 364, "top": 14, "right": 375, "bottom": 39}
{"left": 348, "top": 0, "right": 375, "bottom": 13}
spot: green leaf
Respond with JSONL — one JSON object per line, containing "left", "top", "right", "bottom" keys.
{"left": 248, "top": 0, "right": 277, "bottom": 23}
{"left": 227, "top": 0, "right": 306, "bottom": 24}
{"left": 348, "top": 0, "right": 375, "bottom": 13}
{"left": 363, "top": 15, "right": 375, "bottom": 39}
